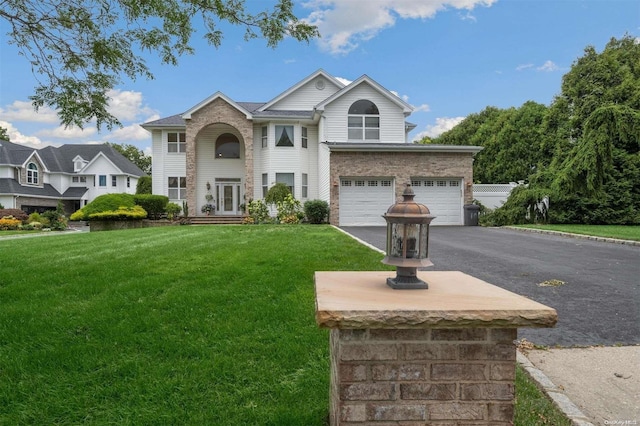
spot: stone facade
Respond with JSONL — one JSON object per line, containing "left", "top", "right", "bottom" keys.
{"left": 331, "top": 327, "right": 517, "bottom": 425}
{"left": 185, "top": 98, "right": 254, "bottom": 217}
{"left": 328, "top": 151, "right": 475, "bottom": 226}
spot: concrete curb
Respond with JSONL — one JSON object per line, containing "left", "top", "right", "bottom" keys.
{"left": 517, "top": 351, "right": 595, "bottom": 426}
{"left": 504, "top": 226, "right": 640, "bottom": 247}
{"left": 332, "top": 225, "right": 386, "bottom": 254}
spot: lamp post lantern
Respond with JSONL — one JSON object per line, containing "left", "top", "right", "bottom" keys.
{"left": 382, "top": 184, "right": 435, "bottom": 289}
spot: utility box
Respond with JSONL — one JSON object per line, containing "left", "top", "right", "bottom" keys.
{"left": 464, "top": 204, "right": 480, "bottom": 226}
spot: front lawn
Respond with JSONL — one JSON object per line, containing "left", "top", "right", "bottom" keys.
{"left": 514, "top": 224, "right": 640, "bottom": 241}
{"left": 0, "top": 226, "right": 568, "bottom": 424}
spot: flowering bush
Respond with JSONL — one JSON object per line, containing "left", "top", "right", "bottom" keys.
{"left": 276, "top": 194, "right": 303, "bottom": 224}
{"left": 247, "top": 199, "right": 270, "bottom": 224}
{"left": 0, "top": 216, "right": 22, "bottom": 230}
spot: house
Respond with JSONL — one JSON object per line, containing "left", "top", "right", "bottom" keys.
{"left": 142, "top": 69, "right": 481, "bottom": 226}
{"left": 0, "top": 140, "right": 145, "bottom": 215}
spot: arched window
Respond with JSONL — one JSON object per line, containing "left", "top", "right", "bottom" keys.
{"left": 27, "top": 162, "right": 39, "bottom": 184}
{"left": 215, "top": 133, "right": 240, "bottom": 158}
{"left": 348, "top": 100, "right": 380, "bottom": 141}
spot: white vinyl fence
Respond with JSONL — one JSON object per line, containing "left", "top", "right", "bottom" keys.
{"left": 472, "top": 183, "right": 519, "bottom": 209}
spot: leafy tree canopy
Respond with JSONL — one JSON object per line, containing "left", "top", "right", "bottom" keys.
{"left": 0, "top": 126, "right": 9, "bottom": 141}
{"left": 1, "top": 0, "right": 319, "bottom": 130}
{"left": 433, "top": 35, "right": 640, "bottom": 225}
{"left": 106, "top": 142, "right": 152, "bottom": 175}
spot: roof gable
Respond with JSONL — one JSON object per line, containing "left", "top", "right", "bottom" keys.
{"left": 315, "top": 75, "right": 413, "bottom": 115}
{"left": 258, "top": 69, "right": 345, "bottom": 112}
{"left": 182, "top": 92, "right": 253, "bottom": 120}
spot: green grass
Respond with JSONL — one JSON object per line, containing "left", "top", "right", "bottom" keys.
{"left": 515, "top": 365, "right": 572, "bottom": 426}
{"left": 0, "top": 225, "right": 569, "bottom": 425}
{"left": 514, "top": 224, "right": 640, "bottom": 241}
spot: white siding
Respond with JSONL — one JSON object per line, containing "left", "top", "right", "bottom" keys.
{"left": 0, "top": 166, "right": 13, "bottom": 178}
{"left": 323, "top": 83, "right": 407, "bottom": 143}
{"left": 152, "top": 129, "right": 186, "bottom": 198}
{"left": 0, "top": 195, "right": 14, "bottom": 208}
{"left": 318, "top": 143, "right": 331, "bottom": 203}
{"left": 270, "top": 77, "right": 341, "bottom": 110}
{"left": 253, "top": 123, "right": 319, "bottom": 201}
{"left": 83, "top": 155, "right": 122, "bottom": 201}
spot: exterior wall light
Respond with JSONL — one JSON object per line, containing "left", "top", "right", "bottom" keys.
{"left": 382, "top": 184, "right": 435, "bottom": 289}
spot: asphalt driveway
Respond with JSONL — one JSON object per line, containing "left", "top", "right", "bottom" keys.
{"left": 340, "top": 226, "right": 640, "bottom": 347}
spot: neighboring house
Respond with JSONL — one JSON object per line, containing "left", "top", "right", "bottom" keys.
{"left": 0, "top": 140, "right": 145, "bottom": 215}
{"left": 142, "top": 69, "right": 482, "bottom": 226}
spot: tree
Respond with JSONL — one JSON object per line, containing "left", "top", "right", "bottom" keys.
{"left": 1, "top": 0, "right": 319, "bottom": 130}
{"left": 0, "top": 126, "right": 9, "bottom": 141}
{"left": 106, "top": 142, "right": 152, "bottom": 175}
{"left": 136, "top": 176, "right": 152, "bottom": 195}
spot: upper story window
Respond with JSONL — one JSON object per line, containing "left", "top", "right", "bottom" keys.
{"left": 99, "top": 175, "right": 107, "bottom": 187}
{"left": 261, "top": 126, "right": 268, "bottom": 148}
{"left": 348, "top": 100, "right": 380, "bottom": 141}
{"left": 26, "top": 162, "right": 39, "bottom": 184}
{"left": 275, "top": 125, "right": 294, "bottom": 147}
{"left": 167, "top": 132, "right": 186, "bottom": 153}
{"left": 302, "top": 127, "right": 308, "bottom": 149}
{"left": 215, "top": 133, "right": 240, "bottom": 158}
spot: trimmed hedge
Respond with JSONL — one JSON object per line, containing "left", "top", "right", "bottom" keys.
{"left": 134, "top": 194, "right": 168, "bottom": 220}
{"left": 304, "top": 200, "right": 329, "bottom": 224}
{"left": 0, "top": 217, "right": 22, "bottom": 230}
{"left": 89, "top": 206, "right": 147, "bottom": 221}
{"left": 70, "top": 194, "right": 136, "bottom": 221}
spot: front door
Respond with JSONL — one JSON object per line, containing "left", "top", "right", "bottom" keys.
{"left": 216, "top": 183, "right": 241, "bottom": 215}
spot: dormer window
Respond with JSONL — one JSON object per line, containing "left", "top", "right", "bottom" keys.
{"left": 27, "top": 162, "right": 39, "bottom": 185}
{"left": 348, "top": 100, "right": 380, "bottom": 141}
{"left": 74, "top": 159, "right": 85, "bottom": 171}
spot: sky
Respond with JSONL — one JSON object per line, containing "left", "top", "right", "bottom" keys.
{"left": 0, "top": 0, "right": 638, "bottom": 155}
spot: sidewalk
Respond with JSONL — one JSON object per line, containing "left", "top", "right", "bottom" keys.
{"left": 521, "top": 346, "right": 640, "bottom": 425}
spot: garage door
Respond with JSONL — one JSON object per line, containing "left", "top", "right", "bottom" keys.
{"left": 339, "top": 178, "right": 394, "bottom": 226}
{"left": 411, "top": 178, "right": 463, "bottom": 225}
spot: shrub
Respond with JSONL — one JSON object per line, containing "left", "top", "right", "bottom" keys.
{"left": 0, "top": 209, "right": 28, "bottom": 222}
{"left": 134, "top": 194, "right": 168, "bottom": 219}
{"left": 22, "top": 221, "right": 43, "bottom": 230}
{"left": 265, "top": 183, "right": 291, "bottom": 206}
{"left": 165, "top": 203, "right": 182, "bottom": 220}
{"left": 247, "top": 199, "right": 270, "bottom": 224}
{"left": 42, "top": 201, "right": 68, "bottom": 231}
{"left": 89, "top": 205, "right": 147, "bottom": 221}
{"left": 28, "top": 212, "right": 49, "bottom": 226}
{"left": 0, "top": 216, "right": 21, "bottom": 230}
{"left": 71, "top": 194, "right": 136, "bottom": 221}
{"left": 136, "top": 176, "right": 152, "bottom": 194}
{"left": 304, "top": 200, "right": 329, "bottom": 224}
{"left": 276, "top": 194, "right": 303, "bottom": 224}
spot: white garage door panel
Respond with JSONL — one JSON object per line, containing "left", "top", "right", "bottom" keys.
{"left": 412, "top": 179, "right": 463, "bottom": 225}
{"left": 339, "top": 178, "right": 394, "bottom": 226}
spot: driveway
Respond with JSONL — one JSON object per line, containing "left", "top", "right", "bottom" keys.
{"left": 340, "top": 226, "right": 640, "bottom": 347}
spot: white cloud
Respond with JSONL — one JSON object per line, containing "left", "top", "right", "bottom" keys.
{"left": 303, "top": 0, "right": 497, "bottom": 54}
{"left": 0, "top": 121, "right": 47, "bottom": 147}
{"left": 107, "top": 114, "right": 160, "bottom": 142}
{"left": 107, "top": 89, "right": 157, "bottom": 122}
{"left": 516, "top": 63, "right": 534, "bottom": 71}
{"left": 413, "top": 116, "right": 465, "bottom": 140}
{"left": 0, "top": 100, "right": 58, "bottom": 123}
{"left": 537, "top": 60, "right": 559, "bottom": 72}
{"left": 412, "top": 104, "right": 431, "bottom": 113}
{"left": 36, "top": 125, "right": 98, "bottom": 139}
{"left": 335, "top": 76, "right": 352, "bottom": 86}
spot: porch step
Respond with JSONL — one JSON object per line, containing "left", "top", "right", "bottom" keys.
{"left": 189, "top": 215, "right": 246, "bottom": 225}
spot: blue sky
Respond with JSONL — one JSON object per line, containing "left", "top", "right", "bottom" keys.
{"left": 0, "top": 0, "right": 638, "bottom": 154}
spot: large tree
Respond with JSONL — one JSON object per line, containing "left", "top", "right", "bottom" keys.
{"left": 0, "top": 126, "right": 9, "bottom": 141}
{"left": 1, "top": 0, "right": 319, "bottom": 130}
{"left": 495, "top": 36, "right": 640, "bottom": 225}
{"left": 106, "top": 142, "right": 152, "bottom": 175}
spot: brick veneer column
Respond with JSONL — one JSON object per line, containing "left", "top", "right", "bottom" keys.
{"left": 333, "top": 327, "right": 516, "bottom": 425}
{"left": 315, "top": 271, "right": 557, "bottom": 425}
